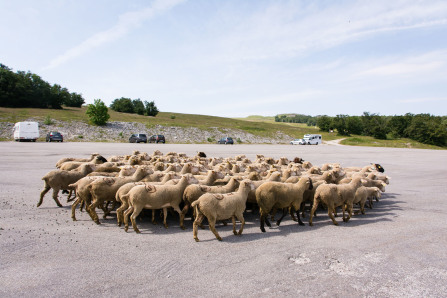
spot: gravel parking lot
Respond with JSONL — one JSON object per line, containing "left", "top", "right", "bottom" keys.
{"left": 1, "top": 142, "right": 446, "bottom": 297}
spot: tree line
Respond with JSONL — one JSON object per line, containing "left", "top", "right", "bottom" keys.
{"left": 1, "top": 63, "right": 160, "bottom": 126}
{"left": 276, "top": 112, "right": 447, "bottom": 147}
{"left": 0, "top": 64, "right": 85, "bottom": 108}
{"left": 317, "top": 112, "right": 447, "bottom": 147}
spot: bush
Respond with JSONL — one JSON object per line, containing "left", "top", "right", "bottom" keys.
{"left": 44, "top": 115, "right": 53, "bottom": 125}
{"left": 86, "top": 99, "right": 110, "bottom": 126}
{"left": 171, "top": 115, "right": 176, "bottom": 119}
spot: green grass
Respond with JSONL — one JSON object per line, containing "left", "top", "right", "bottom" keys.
{"left": 340, "top": 135, "right": 445, "bottom": 150}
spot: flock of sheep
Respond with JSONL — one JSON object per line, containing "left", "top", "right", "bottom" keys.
{"left": 38, "top": 150, "right": 389, "bottom": 241}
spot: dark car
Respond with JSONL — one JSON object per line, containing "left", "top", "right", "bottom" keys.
{"left": 46, "top": 131, "right": 63, "bottom": 142}
{"left": 148, "top": 135, "right": 165, "bottom": 143}
{"left": 217, "top": 137, "right": 234, "bottom": 144}
{"left": 129, "top": 134, "right": 147, "bottom": 143}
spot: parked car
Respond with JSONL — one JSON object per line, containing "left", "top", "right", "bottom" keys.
{"left": 148, "top": 135, "right": 165, "bottom": 143}
{"left": 217, "top": 137, "right": 234, "bottom": 144}
{"left": 46, "top": 131, "right": 63, "bottom": 142}
{"left": 290, "top": 138, "right": 305, "bottom": 145}
{"left": 129, "top": 134, "right": 147, "bottom": 143}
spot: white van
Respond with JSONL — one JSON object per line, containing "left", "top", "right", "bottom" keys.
{"left": 303, "top": 134, "right": 322, "bottom": 145}
{"left": 13, "top": 121, "right": 39, "bottom": 142}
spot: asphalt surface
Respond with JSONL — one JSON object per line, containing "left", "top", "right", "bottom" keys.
{"left": 0, "top": 142, "right": 446, "bottom": 297}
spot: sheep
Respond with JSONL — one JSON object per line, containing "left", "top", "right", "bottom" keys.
{"left": 309, "top": 177, "right": 364, "bottom": 226}
{"left": 58, "top": 155, "right": 108, "bottom": 171}
{"left": 55, "top": 153, "right": 99, "bottom": 168}
{"left": 197, "top": 170, "right": 226, "bottom": 185}
{"left": 38, "top": 163, "right": 94, "bottom": 207}
{"left": 192, "top": 180, "right": 254, "bottom": 242}
{"left": 361, "top": 178, "right": 386, "bottom": 192}
{"left": 353, "top": 186, "right": 382, "bottom": 216}
{"left": 86, "top": 166, "right": 150, "bottom": 224}
{"left": 115, "top": 173, "right": 184, "bottom": 227}
{"left": 122, "top": 174, "right": 199, "bottom": 232}
{"left": 180, "top": 177, "right": 241, "bottom": 228}
{"left": 255, "top": 177, "right": 313, "bottom": 232}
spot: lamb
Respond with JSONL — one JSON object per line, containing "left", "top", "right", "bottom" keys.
{"left": 86, "top": 166, "right": 150, "bottom": 224}
{"left": 180, "top": 177, "right": 241, "bottom": 228}
{"left": 191, "top": 180, "right": 254, "bottom": 242}
{"left": 255, "top": 177, "right": 313, "bottom": 232}
{"left": 309, "top": 177, "right": 364, "bottom": 226}
{"left": 122, "top": 174, "right": 198, "bottom": 232}
{"left": 38, "top": 163, "right": 94, "bottom": 207}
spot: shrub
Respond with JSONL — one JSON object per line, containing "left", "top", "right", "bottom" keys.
{"left": 86, "top": 99, "right": 110, "bottom": 126}
{"left": 44, "top": 115, "right": 53, "bottom": 125}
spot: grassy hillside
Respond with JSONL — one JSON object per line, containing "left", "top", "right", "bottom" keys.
{"left": 0, "top": 107, "right": 335, "bottom": 141}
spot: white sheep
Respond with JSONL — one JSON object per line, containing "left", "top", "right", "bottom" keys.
{"left": 122, "top": 174, "right": 198, "bottom": 232}
{"left": 180, "top": 177, "right": 241, "bottom": 228}
{"left": 353, "top": 186, "right": 382, "bottom": 216}
{"left": 38, "top": 164, "right": 94, "bottom": 207}
{"left": 191, "top": 180, "right": 254, "bottom": 242}
{"left": 309, "top": 177, "right": 364, "bottom": 226}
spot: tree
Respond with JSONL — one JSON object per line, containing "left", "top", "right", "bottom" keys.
{"left": 86, "top": 99, "right": 110, "bottom": 125}
{"left": 346, "top": 116, "right": 363, "bottom": 135}
{"left": 132, "top": 99, "right": 145, "bottom": 115}
{"left": 144, "top": 100, "right": 159, "bottom": 117}
{"left": 332, "top": 115, "right": 349, "bottom": 136}
{"left": 316, "top": 115, "right": 333, "bottom": 132}
{"left": 64, "top": 92, "right": 85, "bottom": 107}
{"left": 110, "top": 97, "right": 134, "bottom": 113}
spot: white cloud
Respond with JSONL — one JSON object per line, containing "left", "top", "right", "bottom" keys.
{"left": 43, "top": 0, "right": 185, "bottom": 70}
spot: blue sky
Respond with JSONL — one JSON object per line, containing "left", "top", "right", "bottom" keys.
{"left": 1, "top": 0, "right": 447, "bottom": 117}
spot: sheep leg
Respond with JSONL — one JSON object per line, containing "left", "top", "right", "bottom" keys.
{"left": 309, "top": 199, "right": 319, "bottom": 226}
{"left": 67, "top": 190, "right": 77, "bottom": 202}
{"left": 193, "top": 213, "right": 205, "bottom": 242}
{"left": 232, "top": 216, "right": 237, "bottom": 235}
{"left": 208, "top": 218, "right": 222, "bottom": 241}
{"left": 71, "top": 197, "right": 83, "bottom": 221}
{"left": 88, "top": 201, "right": 101, "bottom": 224}
{"left": 37, "top": 184, "right": 51, "bottom": 207}
{"left": 130, "top": 205, "right": 144, "bottom": 234}
{"left": 179, "top": 203, "right": 190, "bottom": 230}
{"left": 328, "top": 206, "right": 339, "bottom": 226}
{"left": 295, "top": 208, "right": 305, "bottom": 226}
{"left": 276, "top": 208, "right": 288, "bottom": 226}
{"left": 151, "top": 210, "right": 157, "bottom": 225}
{"left": 51, "top": 188, "right": 63, "bottom": 207}
{"left": 235, "top": 213, "right": 245, "bottom": 235}
{"left": 124, "top": 206, "right": 134, "bottom": 232}
{"left": 260, "top": 210, "right": 268, "bottom": 233}
{"left": 116, "top": 201, "right": 129, "bottom": 227}
{"left": 163, "top": 208, "right": 168, "bottom": 228}
{"left": 103, "top": 200, "right": 117, "bottom": 219}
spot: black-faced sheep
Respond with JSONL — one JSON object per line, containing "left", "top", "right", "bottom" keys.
{"left": 255, "top": 177, "right": 313, "bottom": 232}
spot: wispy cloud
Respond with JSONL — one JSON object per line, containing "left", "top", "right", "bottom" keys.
{"left": 400, "top": 97, "right": 447, "bottom": 103}
{"left": 44, "top": 0, "right": 185, "bottom": 70}
{"left": 215, "top": 1, "right": 447, "bottom": 62}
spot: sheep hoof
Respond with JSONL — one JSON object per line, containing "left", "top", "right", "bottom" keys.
{"left": 164, "top": 224, "right": 168, "bottom": 229}
{"left": 36, "top": 203, "right": 41, "bottom": 207}
{"left": 95, "top": 221, "right": 101, "bottom": 225}
{"left": 124, "top": 227, "right": 128, "bottom": 232}
{"left": 309, "top": 222, "right": 314, "bottom": 226}
{"left": 233, "top": 231, "right": 238, "bottom": 235}
{"left": 194, "top": 238, "right": 200, "bottom": 242}
{"left": 260, "top": 227, "right": 266, "bottom": 233}
{"left": 299, "top": 222, "right": 305, "bottom": 226}
{"left": 180, "top": 225, "right": 186, "bottom": 230}
{"left": 217, "top": 237, "right": 222, "bottom": 241}
{"left": 57, "top": 204, "right": 63, "bottom": 208}
{"left": 72, "top": 217, "right": 77, "bottom": 221}
{"left": 135, "top": 230, "right": 141, "bottom": 234}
